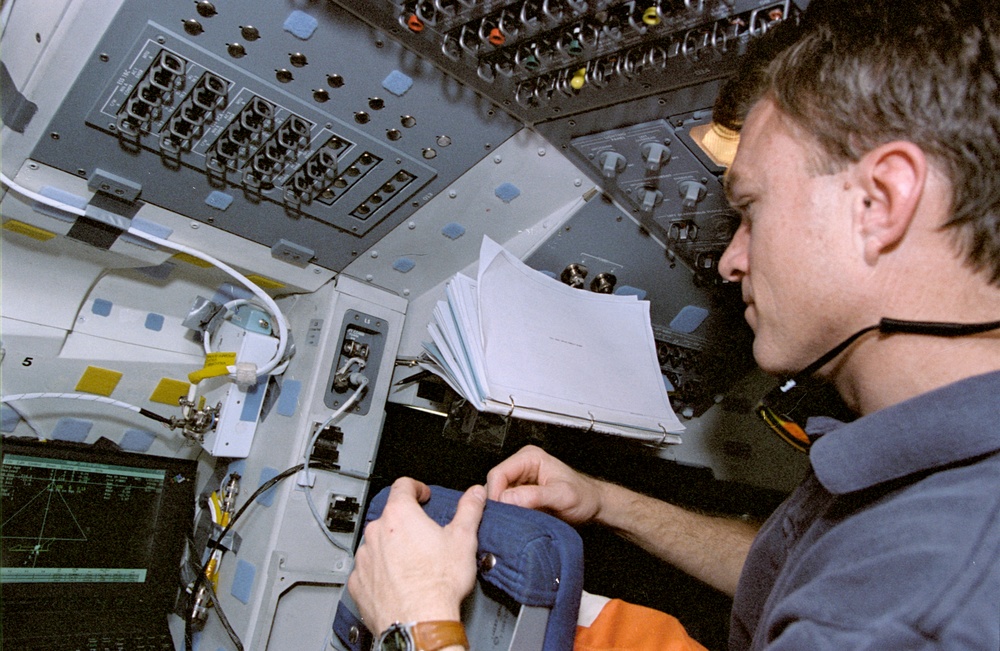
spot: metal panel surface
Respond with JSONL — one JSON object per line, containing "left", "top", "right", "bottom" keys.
{"left": 26, "top": 0, "right": 521, "bottom": 273}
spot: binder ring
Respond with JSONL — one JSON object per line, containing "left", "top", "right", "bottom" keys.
{"left": 507, "top": 395, "right": 516, "bottom": 418}
{"left": 658, "top": 424, "right": 669, "bottom": 446}
{"left": 587, "top": 412, "right": 595, "bottom": 433}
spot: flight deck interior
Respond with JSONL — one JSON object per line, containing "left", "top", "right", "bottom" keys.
{"left": 0, "top": 0, "right": 820, "bottom": 649}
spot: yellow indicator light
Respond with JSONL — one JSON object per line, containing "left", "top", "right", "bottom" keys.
{"left": 688, "top": 121, "right": 740, "bottom": 168}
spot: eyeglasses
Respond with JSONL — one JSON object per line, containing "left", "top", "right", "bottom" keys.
{"left": 756, "top": 376, "right": 841, "bottom": 453}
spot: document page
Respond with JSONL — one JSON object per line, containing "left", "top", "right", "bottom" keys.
{"left": 476, "top": 238, "right": 683, "bottom": 435}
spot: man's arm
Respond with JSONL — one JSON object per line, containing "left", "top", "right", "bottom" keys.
{"left": 594, "top": 481, "right": 759, "bottom": 596}
{"left": 486, "top": 445, "right": 758, "bottom": 596}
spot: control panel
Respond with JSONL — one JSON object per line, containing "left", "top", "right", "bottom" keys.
{"left": 335, "top": 0, "right": 792, "bottom": 125}
{"left": 26, "top": 1, "right": 521, "bottom": 273}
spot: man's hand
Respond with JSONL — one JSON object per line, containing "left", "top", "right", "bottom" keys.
{"left": 349, "top": 478, "right": 486, "bottom": 634}
{"left": 486, "top": 445, "right": 758, "bottom": 595}
{"left": 485, "top": 445, "right": 604, "bottom": 526}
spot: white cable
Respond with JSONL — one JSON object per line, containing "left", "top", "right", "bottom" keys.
{"left": 202, "top": 299, "right": 257, "bottom": 355}
{"left": 336, "top": 356, "right": 367, "bottom": 376}
{"left": 127, "top": 228, "right": 289, "bottom": 378}
{"left": 2, "top": 392, "right": 147, "bottom": 414}
{"left": 0, "top": 172, "right": 86, "bottom": 217}
{"left": 302, "top": 376, "right": 369, "bottom": 551}
{"left": 0, "top": 393, "right": 173, "bottom": 432}
{"left": 0, "top": 172, "right": 291, "bottom": 379}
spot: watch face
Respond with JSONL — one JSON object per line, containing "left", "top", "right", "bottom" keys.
{"left": 379, "top": 626, "right": 411, "bottom": 651}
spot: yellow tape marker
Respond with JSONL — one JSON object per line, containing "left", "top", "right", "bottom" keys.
{"left": 149, "top": 378, "right": 192, "bottom": 406}
{"left": 171, "top": 252, "right": 213, "bottom": 268}
{"left": 75, "top": 366, "right": 124, "bottom": 397}
{"left": 246, "top": 274, "right": 285, "bottom": 290}
{"left": 3, "top": 219, "right": 57, "bottom": 241}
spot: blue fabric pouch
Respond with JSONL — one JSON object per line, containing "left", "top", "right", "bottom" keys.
{"left": 332, "top": 484, "right": 584, "bottom": 651}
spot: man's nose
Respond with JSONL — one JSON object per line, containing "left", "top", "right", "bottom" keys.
{"left": 718, "top": 222, "right": 749, "bottom": 282}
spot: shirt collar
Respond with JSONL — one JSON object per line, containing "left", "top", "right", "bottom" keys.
{"left": 808, "top": 370, "right": 1000, "bottom": 495}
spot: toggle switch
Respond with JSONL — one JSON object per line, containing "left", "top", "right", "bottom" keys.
{"left": 678, "top": 180, "right": 707, "bottom": 208}
{"left": 598, "top": 151, "right": 627, "bottom": 178}
{"left": 640, "top": 188, "right": 663, "bottom": 213}
{"left": 590, "top": 272, "right": 617, "bottom": 294}
{"left": 560, "top": 263, "right": 588, "bottom": 288}
{"left": 640, "top": 142, "right": 672, "bottom": 171}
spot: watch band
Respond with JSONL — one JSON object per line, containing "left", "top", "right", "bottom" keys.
{"left": 410, "top": 621, "right": 469, "bottom": 651}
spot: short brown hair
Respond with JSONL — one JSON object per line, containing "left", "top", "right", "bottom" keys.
{"left": 765, "top": 0, "right": 1000, "bottom": 284}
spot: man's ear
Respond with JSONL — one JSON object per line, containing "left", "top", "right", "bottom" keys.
{"left": 855, "top": 141, "right": 927, "bottom": 265}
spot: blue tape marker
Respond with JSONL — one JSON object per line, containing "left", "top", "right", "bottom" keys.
{"left": 35, "top": 186, "right": 87, "bottom": 222}
{"left": 614, "top": 285, "right": 647, "bottom": 300}
{"left": 131, "top": 217, "right": 173, "bottom": 240}
{"left": 1, "top": 406, "right": 21, "bottom": 433}
{"left": 120, "top": 428, "right": 156, "bottom": 453}
{"left": 231, "top": 559, "right": 256, "bottom": 604}
{"left": 392, "top": 257, "right": 415, "bottom": 273}
{"left": 284, "top": 10, "right": 318, "bottom": 39}
{"left": 121, "top": 217, "right": 174, "bottom": 250}
{"left": 255, "top": 466, "right": 280, "bottom": 507}
{"left": 240, "top": 377, "right": 268, "bottom": 423}
{"left": 382, "top": 70, "right": 414, "bottom": 96}
{"left": 441, "top": 222, "right": 466, "bottom": 240}
{"left": 495, "top": 182, "right": 521, "bottom": 203}
{"left": 145, "top": 313, "right": 165, "bottom": 331}
{"left": 205, "top": 191, "right": 234, "bottom": 211}
{"left": 276, "top": 380, "right": 302, "bottom": 417}
{"left": 52, "top": 418, "right": 93, "bottom": 443}
{"left": 92, "top": 298, "right": 113, "bottom": 316}
{"left": 670, "top": 305, "right": 709, "bottom": 334}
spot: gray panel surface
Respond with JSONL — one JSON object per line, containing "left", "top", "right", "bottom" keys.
{"left": 29, "top": 1, "right": 521, "bottom": 273}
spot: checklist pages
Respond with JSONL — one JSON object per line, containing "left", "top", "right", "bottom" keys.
{"left": 420, "top": 237, "right": 683, "bottom": 443}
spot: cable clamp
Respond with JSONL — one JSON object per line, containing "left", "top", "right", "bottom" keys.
{"left": 234, "top": 362, "right": 258, "bottom": 388}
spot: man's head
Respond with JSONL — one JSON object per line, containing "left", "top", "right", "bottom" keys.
{"left": 764, "top": 0, "right": 1000, "bottom": 285}
{"left": 718, "top": 0, "right": 1000, "bottom": 381}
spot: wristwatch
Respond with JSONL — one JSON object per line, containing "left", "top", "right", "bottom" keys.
{"left": 374, "top": 621, "right": 469, "bottom": 651}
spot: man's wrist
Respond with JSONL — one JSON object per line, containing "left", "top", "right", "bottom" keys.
{"left": 373, "top": 620, "right": 468, "bottom": 651}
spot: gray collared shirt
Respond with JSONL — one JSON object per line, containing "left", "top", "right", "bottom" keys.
{"left": 730, "top": 370, "right": 1000, "bottom": 650}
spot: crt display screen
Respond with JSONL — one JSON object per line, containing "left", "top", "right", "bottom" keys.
{"left": 1, "top": 453, "right": 168, "bottom": 585}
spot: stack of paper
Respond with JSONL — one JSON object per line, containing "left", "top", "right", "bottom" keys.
{"left": 421, "top": 237, "right": 683, "bottom": 443}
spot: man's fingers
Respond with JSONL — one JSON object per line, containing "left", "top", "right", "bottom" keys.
{"left": 385, "top": 477, "right": 432, "bottom": 506}
{"left": 485, "top": 445, "right": 545, "bottom": 500}
{"left": 449, "top": 484, "right": 486, "bottom": 535}
{"left": 496, "top": 483, "right": 548, "bottom": 510}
